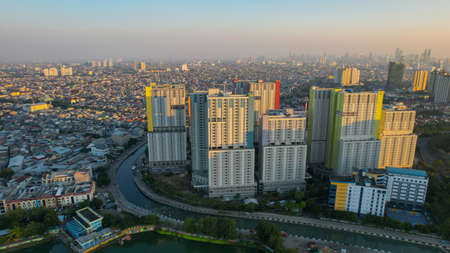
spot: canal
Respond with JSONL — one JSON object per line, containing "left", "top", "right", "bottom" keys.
{"left": 115, "top": 145, "right": 442, "bottom": 253}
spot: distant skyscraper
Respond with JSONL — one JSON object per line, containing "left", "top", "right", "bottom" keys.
{"left": 42, "top": 68, "right": 58, "bottom": 77}
{"left": 234, "top": 80, "right": 280, "bottom": 141}
{"left": 307, "top": 87, "right": 332, "bottom": 164}
{"left": 189, "top": 91, "right": 256, "bottom": 197}
{"left": 259, "top": 109, "right": 307, "bottom": 192}
{"left": 326, "top": 89, "right": 384, "bottom": 175}
{"left": 335, "top": 66, "right": 360, "bottom": 86}
{"left": 146, "top": 84, "right": 187, "bottom": 169}
{"left": 430, "top": 71, "right": 450, "bottom": 103}
{"left": 139, "top": 61, "right": 146, "bottom": 72}
{"left": 394, "top": 48, "right": 403, "bottom": 62}
{"left": 387, "top": 62, "right": 405, "bottom": 89}
{"left": 181, "top": 64, "right": 189, "bottom": 71}
{"left": 412, "top": 70, "right": 428, "bottom": 91}
{"left": 60, "top": 66, "right": 73, "bottom": 76}
{"left": 378, "top": 104, "right": 417, "bottom": 169}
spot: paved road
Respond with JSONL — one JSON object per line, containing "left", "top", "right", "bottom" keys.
{"left": 135, "top": 174, "right": 449, "bottom": 251}
{"left": 105, "top": 142, "right": 449, "bottom": 252}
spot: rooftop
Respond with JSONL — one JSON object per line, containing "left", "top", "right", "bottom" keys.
{"left": 386, "top": 167, "right": 427, "bottom": 177}
{"left": 76, "top": 207, "right": 102, "bottom": 223}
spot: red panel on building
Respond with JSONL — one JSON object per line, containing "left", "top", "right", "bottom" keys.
{"left": 275, "top": 80, "right": 280, "bottom": 109}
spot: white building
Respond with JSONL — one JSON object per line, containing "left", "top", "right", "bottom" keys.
{"left": 189, "top": 91, "right": 256, "bottom": 197}
{"left": 386, "top": 167, "right": 428, "bottom": 211}
{"left": 259, "top": 109, "right": 307, "bottom": 192}
{"left": 329, "top": 174, "right": 387, "bottom": 217}
{"left": 337, "top": 140, "right": 381, "bottom": 176}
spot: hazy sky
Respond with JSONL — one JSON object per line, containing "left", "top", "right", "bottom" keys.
{"left": 1, "top": 0, "right": 450, "bottom": 62}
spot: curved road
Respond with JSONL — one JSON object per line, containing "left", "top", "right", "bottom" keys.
{"left": 108, "top": 143, "right": 449, "bottom": 253}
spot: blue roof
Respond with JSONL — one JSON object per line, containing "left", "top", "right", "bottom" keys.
{"left": 386, "top": 167, "right": 427, "bottom": 177}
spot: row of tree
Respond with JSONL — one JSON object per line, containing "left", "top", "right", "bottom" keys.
{"left": 183, "top": 216, "right": 237, "bottom": 239}
{"left": 0, "top": 208, "right": 60, "bottom": 244}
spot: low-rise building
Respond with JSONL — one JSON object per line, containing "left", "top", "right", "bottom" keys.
{"left": 0, "top": 173, "right": 95, "bottom": 215}
{"left": 329, "top": 172, "right": 387, "bottom": 217}
{"left": 385, "top": 167, "right": 428, "bottom": 211}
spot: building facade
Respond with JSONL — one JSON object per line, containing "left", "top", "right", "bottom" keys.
{"left": 259, "top": 109, "right": 307, "bottom": 192}
{"left": 412, "top": 70, "right": 428, "bottom": 91}
{"left": 146, "top": 84, "right": 187, "bottom": 168}
{"left": 385, "top": 167, "right": 428, "bottom": 211}
{"left": 387, "top": 62, "right": 405, "bottom": 89}
{"left": 335, "top": 66, "right": 360, "bottom": 86}
{"left": 307, "top": 87, "right": 331, "bottom": 164}
{"left": 329, "top": 175, "right": 387, "bottom": 217}
{"left": 234, "top": 80, "right": 280, "bottom": 141}
{"left": 189, "top": 91, "right": 256, "bottom": 197}
{"left": 431, "top": 72, "right": 450, "bottom": 103}
{"left": 326, "top": 89, "right": 384, "bottom": 175}
{"left": 378, "top": 105, "right": 417, "bottom": 169}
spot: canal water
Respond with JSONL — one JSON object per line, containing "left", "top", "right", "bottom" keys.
{"left": 116, "top": 145, "right": 443, "bottom": 253}
{"left": 18, "top": 233, "right": 258, "bottom": 253}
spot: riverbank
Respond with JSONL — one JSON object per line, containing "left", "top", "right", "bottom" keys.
{"left": 134, "top": 173, "right": 449, "bottom": 252}
{"left": 10, "top": 225, "right": 262, "bottom": 253}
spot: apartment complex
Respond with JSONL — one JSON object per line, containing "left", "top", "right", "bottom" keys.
{"left": 60, "top": 66, "right": 73, "bottom": 76}
{"left": 145, "top": 84, "right": 187, "bottom": 168}
{"left": 234, "top": 80, "right": 280, "bottom": 140}
{"left": 386, "top": 167, "right": 428, "bottom": 211}
{"left": 329, "top": 167, "right": 428, "bottom": 216}
{"left": 258, "top": 109, "right": 307, "bottom": 192}
{"left": 329, "top": 173, "right": 387, "bottom": 217}
{"left": 428, "top": 71, "right": 450, "bottom": 103}
{"left": 42, "top": 67, "right": 59, "bottom": 77}
{"left": 378, "top": 104, "right": 417, "bottom": 169}
{"left": 387, "top": 62, "right": 405, "bottom": 89}
{"left": 335, "top": 66, "right": 360, "bottom": 86}
{"left": 412, "top": 70, "right": 428, "bottom": 91}
{"left": 189, "top": 91, "right": 256, "bottom": 197}
{"left": 307, "top": 87, "right": 331, "bottom": 164}
{"left": 326, "top": 89, "right": 384, "bottom": 175}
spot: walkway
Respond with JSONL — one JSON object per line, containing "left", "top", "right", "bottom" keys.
{"left": 134, "top": 175, "right": 449, "bottom": 251}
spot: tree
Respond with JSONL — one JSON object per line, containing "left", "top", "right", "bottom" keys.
{"left": 142, "top": 215, "right": 160, "bottom": 225}
{"left": 217, "top": 218, "right": 237, "bottom": 239}
{"left": 97, "top": 172, "right": 111, "bottom": 187}
{"left": 255, "top": 221, "right": 284, "bottom": 251}
{"left": 0, "top": 167, "right": 14, "bottom": 179}
{"left": 184, "top": 218, "right": 197, "bottom": 233}
{"left": 198, "top": 217, "right": 218, "bottom": 237}
{"left": 294, "top": 191, "right": 305, "bottom": 202}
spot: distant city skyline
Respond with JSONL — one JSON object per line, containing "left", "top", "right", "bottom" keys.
{"left": 1, "top": 0, "right": 450, "bottom": 62}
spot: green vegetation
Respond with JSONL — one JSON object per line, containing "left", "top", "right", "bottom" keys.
{"left": 102, "top": 213, "right": 160, "bottom": 229}
{"left": 415, "top": 121, "right": 450, "bottom": 136}
{"left": 183, "top": 216, "right": 237, "bottom": 240}
{"left": 0, "top": 167, "right": 14, "bottom": 179}
{"left": 157, "top": 230, "right": 232, "bottom": 245}
{"left": 416, "top": 110, "right": 443, "bottom": 117}
{"left": 0, "top": 208, "right": 60, "bottom": 245}
{"left": 428, "top": 134, "right": 450, "bottom": 153}
{"left": 96, "top": 167, "right": 111, "bottom": 187}
{"left": 417, "top": 160, "right": 450, "bottom": 239}
{"left": 255, "top": 221, "right": 284, "bottom": 252}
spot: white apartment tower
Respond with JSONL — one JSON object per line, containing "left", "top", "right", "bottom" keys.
{"left": 259, "top": 109, "right": 307, "bottom": 192}
{"left": 189, "top": 91, "right": 256, "bottom": 198}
